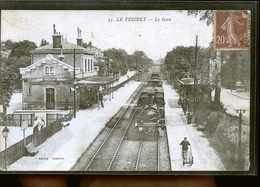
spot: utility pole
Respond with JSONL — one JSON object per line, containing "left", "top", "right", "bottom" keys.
{"left": 235, "top": 109, "right": 246, "bottom": 170}
{"left": 107, "top": 58, "right": 110, "bottom": 77}
{"left": 194, "top": 35, "right": 198, "bottom": 103}
{"left": 73, "top": 49, "right": 76, "bottom": 118}
{"left": 194, "top": 35, "right": 198, "bottom": 123}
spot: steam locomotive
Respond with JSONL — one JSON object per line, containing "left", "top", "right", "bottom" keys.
{"left": 135, "top": 73, "right": 165, "bottom": 136}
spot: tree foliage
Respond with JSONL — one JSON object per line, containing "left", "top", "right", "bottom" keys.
{"left": 39, "top": 38, "right": 49, "bottom": 47}
{"left": 2, "top": 39, "right": 14, "bottom": 50}
{"left": 0, "top": 55, "right": 18, "bottom": 115}
{"left": 187, "top": 10, "right": 214, "bottom": 26}
{"left": 221, "top": 51, "right": 250, "bottom": 91}
{"left": 10, "top": 40, "right": 37, "bottom": 57}
{"left": 101, "top": 48, "right": 153, "bottom": 77}
{"left": 163, "top": 45, "right": 213, "bottom": 84}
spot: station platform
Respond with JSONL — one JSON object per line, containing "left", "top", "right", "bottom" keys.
{"left": 8, "top": 74, "right": 139, "bottom": 171}
{"left": 163, "top": 82, "right": 225, "bottom": 171}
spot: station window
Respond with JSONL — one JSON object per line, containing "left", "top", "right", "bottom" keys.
{"left": 85, "top": 59, "right": 87, "bottom": 72}
{"left": 45, "top": 66, "right": 55, "bottom": 75}
{"left": 28, "top": 86, "right": 31, "bottom": 95}
{"left": 88, "top": 59, "right": 90, "bottom": 72}
{"left": 45, "top": 66, "right": 50, "bottom": 74}
{"left": 50, "top": 66, "right": 54, "bottom": 74}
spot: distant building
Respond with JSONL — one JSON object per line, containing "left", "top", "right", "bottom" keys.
{"left": 20, "top": 25, "right": 118, "bottom": 110}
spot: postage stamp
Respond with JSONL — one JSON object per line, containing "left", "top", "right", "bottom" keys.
{"left": 214, "top": 11, "right": 250, "bottom": 50}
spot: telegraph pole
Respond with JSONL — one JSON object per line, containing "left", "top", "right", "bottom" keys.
{"left": 235, "top": 109, "right": 246, "bottom": 170}
{"left": 73, "top": 49, "right": 76, "bottom": 118}
{"left": 194, "top": 35, "right": 198, "bottom": 103}
{"left": 194, "top": 35, "right": 198, "bottom": 123}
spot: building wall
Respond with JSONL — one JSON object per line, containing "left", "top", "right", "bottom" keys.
{"left": 32, "top": 52, "right": 84, "bottom": 67}
{"left": 22, "top": 58, "right": 74, "bottom": 110}
{"left": 32, "top": 52, "right": 97, "bottom": 77}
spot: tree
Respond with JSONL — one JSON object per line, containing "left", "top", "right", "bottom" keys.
{"left": 103, "top": 48, "right": 129, "bottom": 76}
{"left": 221, "top": 51, "right": 250, "bottom": 91}
{"left": 2, "top": 39, "right": 14, "bottom": 50}
{"left": 187, "top": 10, "right": 214, "bottom": 26}
{"left": 7, "top": 40, "right": 37, "bottom": 89}
{"left": 39, "top": 38, "right": 49, "bottom": 47}
{"left": 0, "top": 55, "right": 17, "bottom": 115}
{"left": 130, "top": 50, "right": 153, "bottom": 72}
{"left": 10, "top": 40, "right": 37, "bottom": 58}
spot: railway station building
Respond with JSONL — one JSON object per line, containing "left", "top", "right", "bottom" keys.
{"left": 20, "top": 25, "right": 119, "bottom": 110}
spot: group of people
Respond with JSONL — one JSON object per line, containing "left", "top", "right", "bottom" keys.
{"left": 33, "top": 116, "right": 46, "bottom": 133}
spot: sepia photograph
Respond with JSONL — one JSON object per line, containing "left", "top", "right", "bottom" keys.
{"left": 0, "top": 4, "right": 257, "bottom": 175}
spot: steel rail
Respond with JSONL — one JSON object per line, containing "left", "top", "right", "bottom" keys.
{"left": 84, "top": 82, "right": 145, "bottom": 171}
{"left": 107, "top": 109, "right": 137, "bottom": 171}
{"left": 134, "top": 140, "right": 143, "bottom": 171}
{"left": 157, "top": 138, "right": 160, "bottom": 171}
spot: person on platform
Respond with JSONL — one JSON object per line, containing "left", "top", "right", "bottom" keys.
{"left": 187, "top": 111, "right": 192, "bottom": 124}
{"left": 99, "top": 91, "right": 104, "bottom": 108}
{"left": 33, "top": 116, "right": 42, "bottom": 133}
{"left": 61, "top": 117, "right": 70, "bottom": 129}
{"left": 40, "top": 117, "right": 46, "bottom": 128}
{"left": 180, "top": 137, "right": 190, "bottom": 158}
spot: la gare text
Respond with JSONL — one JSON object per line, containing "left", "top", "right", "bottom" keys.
{"left": 108, "top": 17, "right": 171, "bottom": 22}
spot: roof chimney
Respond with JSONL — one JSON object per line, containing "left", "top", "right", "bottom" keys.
{"left": 52, "top": 24, "right": 62, "bottom": 48}
{"left": 76, "top": 27, "right": 83, "bottom": 46}
{"left": 58, "top": 45, "right": 64, "bottom": 61}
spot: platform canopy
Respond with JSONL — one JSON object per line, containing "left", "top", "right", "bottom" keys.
{"left": 76, "top": 76, "right": 119, "bottom": 86}
{"left": 178, "top": 78, "right": 201, "bottom": 86}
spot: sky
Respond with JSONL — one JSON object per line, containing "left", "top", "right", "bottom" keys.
{"left": 1, "top": 10, "right": 213, "bottom": 61}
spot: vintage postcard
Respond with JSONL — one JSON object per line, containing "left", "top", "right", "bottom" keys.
{"left": 0, "top": 5, "right": 257, "bottom": 175}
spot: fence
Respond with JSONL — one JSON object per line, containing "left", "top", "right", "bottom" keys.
{"left": 0, "top": 113, "right": 72, "bottom": 170}
{"left": 1, "top": 112, "right": 67, "bottom": 127}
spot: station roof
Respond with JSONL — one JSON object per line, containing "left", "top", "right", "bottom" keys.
{"left": 32, "top": 41, "right": 94, "bottom": 55}
{"left": 76, "top": 76, "right": 119, "bottom": 86}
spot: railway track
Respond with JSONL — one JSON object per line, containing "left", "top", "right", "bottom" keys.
{"left": 71, "top": 74, "right": 171, "bottom": 171}
{"left": 70, "top": 80, "right": 146, "bottom": 171}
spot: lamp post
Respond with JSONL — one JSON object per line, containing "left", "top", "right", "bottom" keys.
{"left": 2, "top": 126, "right": 10, "bottom": 170}
{"left": 235, "top": 109, "right": 246, "bottom": 170}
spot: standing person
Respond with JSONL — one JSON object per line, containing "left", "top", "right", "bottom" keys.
{"left": 187, "top": 111, "right": 192, "bottom": 124}
{"left": 99, "top": 91, "right": 104, "bottom": 108}
{"left": 183, "top": 103, "right": 187, "bottom": 115}
{"left": 33, "top": 116, "right": 42, "bottom": 133}
{"left": 180, "top": 137, "right": 190, "bottom": 158}
{"left": 40, "top": 117, "right": 46, "bottom": 128}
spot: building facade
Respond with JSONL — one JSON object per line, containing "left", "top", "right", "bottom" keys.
{"left": 20, "top": 25, "right": 97, "bottom": 110}
{"left": 20, "top": 25, "right": 119, "bottom": 110}
{"left": 20, "top": 54, "right": 80, "bottom": 110}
